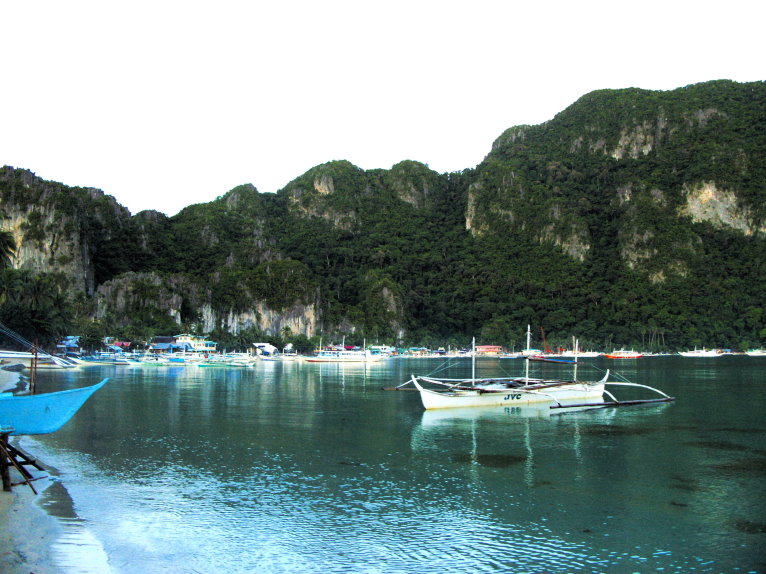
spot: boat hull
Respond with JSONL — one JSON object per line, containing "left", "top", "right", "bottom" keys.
{"left": 0, "top": 378, "right": 108, "bottom": 435}
{"left": 0, "top": 351, "right": 77, "bottom": 369}
{"left": 412, "top": 379, "right": 606, "bottom": 410}
{"left": 306, "top": 351, "right": 385, "bottom": 363}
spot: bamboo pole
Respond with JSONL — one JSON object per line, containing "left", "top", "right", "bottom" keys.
{"left": 0, "top": 441, "right": 38, "bottom": 494}
{"left": 30, "top": 346, "right": 37, "bottom": 394}
{"left": 0, "top": 431, "right": 10, "bottom": 492}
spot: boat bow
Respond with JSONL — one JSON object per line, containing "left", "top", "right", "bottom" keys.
{"left": 0, "top": 378, "right": 109, "bottom": 435}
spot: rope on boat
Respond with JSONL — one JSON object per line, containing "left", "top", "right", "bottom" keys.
{"left": 0, "top": 321, "right": 72, "bottom": 367}
{"left": 424, "top": 357, "right": 459, "bottom": 378}
{"left": 422, "top": 354, "right": 532, "bottom": 383}
{"left": 397, "top": 355, "right": 478, "bottom": 387}
{"left": 591, "top": 364, "right": 635, "bottom": 385}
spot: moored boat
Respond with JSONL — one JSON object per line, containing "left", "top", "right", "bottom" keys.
{"left": 0, "top": 350, "right": 78, "bottom": 369}
{"left": 401, "top": 338, "right": 672, "bottom": 410}
{"left": 410, "top": 372, "right": 609, "bottom": 410}
{"left": 306, "top": 349, "right": 385, "bottom": 363}
{"left": 527, "top": 355, "right": 577, "bottom": 364}
{"left": 604, "top": 349, "right": 643, "bottom": 359}
{"left": 406, "top": 368, "right": 674, "bottom": 411}
{"left": 559, "top": 349, "right": 602, "bottom": 358}
{"left": 0, "top": 378, "right": 109, "bottom": 435}
{"left": 678, "top": 349, "right": 724, "bottom": 357}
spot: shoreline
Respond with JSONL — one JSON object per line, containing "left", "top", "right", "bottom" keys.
{"left": 0, "top": 366, "right": 66, "bottom": 573}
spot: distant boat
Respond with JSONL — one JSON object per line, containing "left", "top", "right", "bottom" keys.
{"left": 745, "top": 349, "right": 766, "bottom": 357}
{"left": 520, "top": 324, "right": 544, "bottom": 356}
{"left": 0, "top": 378, "right": 109, "bottom": 435}
{"left": 527, "top": 355, "right": 577, "bottom": 364}
{"left": 678, "top": 349, "right": 723, "bottom": 357}
{"left": 306, "top": 349, "right": 385, "bottom": 363}
{"left": 559, "top": 349, "right": 602, "bottom": 358}
{"left": 77, "top": 353, "right": 141, "bottom": 366}
{"left": 604, "top": 350, "right": 643, "bottom": 359}
{"left": 0, "top": 350, "right": 78, "bottom": 369}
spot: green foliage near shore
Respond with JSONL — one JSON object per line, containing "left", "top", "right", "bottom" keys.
{"left": 0, "top": 270, "right": 73, "bottom": 348}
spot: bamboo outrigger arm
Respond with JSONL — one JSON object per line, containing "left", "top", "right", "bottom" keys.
{"left": 603, "top": 381, "right": 674, "bottom": 399}
{"left": 551, "top": 380, "right": 675, "bottom": 410}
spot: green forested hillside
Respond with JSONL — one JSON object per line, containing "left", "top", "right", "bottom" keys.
{"left": 1, "top": 80, "right": 764, "bottom": 351}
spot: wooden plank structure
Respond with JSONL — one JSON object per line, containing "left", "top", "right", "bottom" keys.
{"left": 0, "top": 427, "right": 46, "bottom": 494}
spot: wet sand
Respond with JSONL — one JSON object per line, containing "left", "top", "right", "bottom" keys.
{"left": 1, "top": 366, "right": 64, "bottom": 573}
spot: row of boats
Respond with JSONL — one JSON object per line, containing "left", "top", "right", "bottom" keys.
{"left": 596, "top": 348, "right": 766, "bottom": 358}
{"left": 1, "top": 344, "right": 764, "bottom": 371}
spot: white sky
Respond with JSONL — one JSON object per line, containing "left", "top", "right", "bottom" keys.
{"left": 2, "top": 1, "right": 763, "bottom": 216}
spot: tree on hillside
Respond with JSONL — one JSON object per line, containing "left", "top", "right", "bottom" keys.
{"left": 0, "top": 230, "right": 15, "bottom": 270}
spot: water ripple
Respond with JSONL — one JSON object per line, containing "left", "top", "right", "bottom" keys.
{"left": 21, "top": 360, "right": 766, "bottom": 573}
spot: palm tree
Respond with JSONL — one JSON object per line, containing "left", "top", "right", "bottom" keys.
{"left": 0, "top": 230, "right": 15, "bottom": 270}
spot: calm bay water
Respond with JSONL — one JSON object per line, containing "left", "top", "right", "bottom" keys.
{"left": 20, "top": 356, "right": 766, "bottom": 573}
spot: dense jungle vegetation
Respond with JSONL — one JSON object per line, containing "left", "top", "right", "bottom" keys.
{"left": 1, "top": 80, "right": 764, "bottom": 352}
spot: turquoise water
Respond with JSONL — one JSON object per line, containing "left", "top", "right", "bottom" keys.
{"left": 21, "top": 356, "right": 766, "bottom": 573}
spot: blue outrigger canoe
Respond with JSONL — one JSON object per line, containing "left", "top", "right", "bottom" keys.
{"left": 0, "top": 378, "right": 109, "bottom": 435}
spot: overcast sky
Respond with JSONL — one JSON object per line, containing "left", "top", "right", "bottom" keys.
{"left": 2, "top": 1, "right": 763, "bottom": 216}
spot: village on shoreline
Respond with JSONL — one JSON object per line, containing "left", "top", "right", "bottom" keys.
{"left": 0, "top": 330, "right": 763, "bottom": 371}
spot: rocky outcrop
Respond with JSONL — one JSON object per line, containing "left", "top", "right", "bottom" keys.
{"left": 609, "top": 120, "right": 661, "bottom": 160}
{"left": 314, "top": 174, "right": 335, "bottom": 195}
{"left": 2, "top": 209, "right": 95, "bottom": 292}
{"left": 679, "top": 182, "right": 765, "bottom": 235}
{"left": 204, "top": 302, "right": 318, "bottom": 336}
{"left": 94, "top": 271, "right": 319, "bottom": 336}
{"left": 0, "top": 167, "right": 132, "bottom": 294}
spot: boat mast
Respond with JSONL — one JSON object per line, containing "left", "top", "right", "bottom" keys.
{"left": 573, "top": 337, "right": 578, "bottom": 381}
{"left": 471, "top": 337, "right": 476, "bottom": 382}
{"left": 524, "top": 326, "right": 530, "bottom": 385}
{"left": 526, "top": 324, "right": 531, "bottom": 353}
{"left": 524, "top": 325, "right": 531, "bottom": 385}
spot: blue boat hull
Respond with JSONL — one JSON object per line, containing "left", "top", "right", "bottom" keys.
{"left": 0, "top": 378, "right": 109, "bottom": 435}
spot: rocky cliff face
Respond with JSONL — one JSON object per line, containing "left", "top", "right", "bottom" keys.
{"left": 470, "top": 81, "right": 765, "bottom": 285}
{"left": 679, "top": 182, "right": 764, "bottom": 235}
{"left": 3, "top": 207, "right": 96, "bottom": 292}
{"left": 284, "top": 160, "right": 443, "bottom": 231}
{"left": 202, "top": 302, "right": 318, "bottom": 336}
{"left": 0, "top": 167, "right": 131, "bottom": 295}
{"left": 93, "top": 271, "right": 319, "bottom": 336}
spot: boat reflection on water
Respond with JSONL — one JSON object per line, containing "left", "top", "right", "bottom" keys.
{"left": 411, "top": 401, "right": 672, "bottom": 488}
{"left": 419, "top": 403, "right": 559, "bottom": 426}
{"left": 415, "top": 398, "right": 670, "bottom": 433}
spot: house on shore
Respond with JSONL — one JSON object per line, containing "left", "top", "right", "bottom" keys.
{"left": 149, "top": 334, "right": 217, "bottom": 354}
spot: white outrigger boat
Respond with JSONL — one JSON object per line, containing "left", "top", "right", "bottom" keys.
{"left": 401, "top": 338, "right": 674, "bottom": 411}
{"left": 410, "top": 373, "right": 609, "bottom": 410}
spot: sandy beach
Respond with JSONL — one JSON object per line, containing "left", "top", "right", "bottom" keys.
{"left": 1, "top": 366, "right": 64, "bottom": 573}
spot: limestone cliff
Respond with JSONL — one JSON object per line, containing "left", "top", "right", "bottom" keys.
{"left": 93, "top": 271, "right": 319, "bottom": 336}
{"left": 679, "top": 182, "right": 765, "bottom": 235}
{"left": 0, "top": 167, "right": 133, "bottom": 295}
